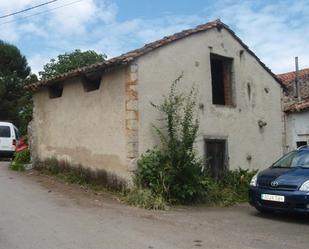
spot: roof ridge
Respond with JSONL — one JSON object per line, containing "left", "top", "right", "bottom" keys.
{"left": 26, "top": 19, "right": 283, "bottom": 91}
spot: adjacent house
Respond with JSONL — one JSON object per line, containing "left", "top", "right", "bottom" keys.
{"left": 27, "top": 20, "right": 284, "bottom": 186}
{"left": 278, "top": 68, "right": 309, "bottom": 151}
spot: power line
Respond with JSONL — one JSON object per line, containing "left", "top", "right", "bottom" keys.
{"left": 0, "top": 0, "right": 84, "bottom": 26}
{"left": 0, "top": 0, "right": 58, "bottom": 19}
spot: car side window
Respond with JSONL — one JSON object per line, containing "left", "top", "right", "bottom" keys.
{"left": 294, "top": 152, "right": 309, "bottom": 167}
{"left": 14, "top": 127, "right": 20, "bottom": 140}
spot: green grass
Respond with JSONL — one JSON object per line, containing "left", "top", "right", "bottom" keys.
{"left": 124, "top": 188, "right": 168, "bottom": 210}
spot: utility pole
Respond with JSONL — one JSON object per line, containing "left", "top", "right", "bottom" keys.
{"left": 294, "top": 56, "right": 301, "bottom": 101}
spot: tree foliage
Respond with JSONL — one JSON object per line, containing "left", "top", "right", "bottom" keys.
{"left": 39, "top": 49, "right": 106, "bottom": 80}
{"left": 0, "top": 40, "right": 35, "bottom": 133}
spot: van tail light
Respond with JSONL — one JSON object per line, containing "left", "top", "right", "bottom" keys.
{"left": 12, "top": 139, "right": 16, "bottom": 146}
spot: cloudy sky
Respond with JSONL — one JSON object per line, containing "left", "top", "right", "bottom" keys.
{"left": 0, "top": 0, "right": 308, "bottom": 75}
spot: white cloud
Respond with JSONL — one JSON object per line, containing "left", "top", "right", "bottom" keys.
{"left": 96, "top": 1, "right": 117, "bottom": 23}
{"left": 27, "top": 53, "right": 50, "bottom": 74}
{"left": 0, "top": 0, "right": 55, "bottom": 42}
{"left": 90, "top": 15, "right": 203, "bottom": 57}
{"left": 0, "top": 22, "right": 19, "bottom": 42}
{"left": 1, "top": 0, "right": 203, "bottom": 66}
{"left": 19, "top": 22, "right": 49, "bottom": 38}
{"left": 209, "top": 0, "right": 309, "bottom": 73}
{"left": 47, "top": 0, "right": 97, "bottom": 35}
{"left": 0, "top": 0, "right": 38, "bottom": 13}
{"left": 0, "top": 0, "right": 308, "bottom": 75}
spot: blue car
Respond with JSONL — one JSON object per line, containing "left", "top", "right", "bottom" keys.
{"left": 249, "top": 146, "right": 309, "bottom": 214}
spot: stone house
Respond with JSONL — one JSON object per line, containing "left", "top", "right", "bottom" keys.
{"left": 278, "top": 68, "right": 309, "bottom": 150}
{"left": 27, "top": 20, "right": 284, "bottom": 186}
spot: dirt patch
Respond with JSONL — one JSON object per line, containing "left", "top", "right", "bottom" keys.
{"left": 23, "top": 169, "right": 123, "bottom": 209}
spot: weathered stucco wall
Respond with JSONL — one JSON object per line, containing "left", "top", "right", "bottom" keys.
{"left": 137, "top": 28, "right": 284, "bottom": 171}
{"left": 32, "top": 68, "right": 130, "bottom": 180}
{"left": 285, "top": 110, "right": 309, "bottom": 150}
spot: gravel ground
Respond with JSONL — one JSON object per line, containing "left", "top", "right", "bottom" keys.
{"left": 0, "top": 161, "right": 309, "bottom": 249}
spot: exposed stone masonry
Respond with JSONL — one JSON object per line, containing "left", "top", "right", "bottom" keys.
{"left": 125, "top": 63, "right": 139, "bottom": 172}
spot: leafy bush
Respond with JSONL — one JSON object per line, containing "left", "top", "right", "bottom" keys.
{"left": 124, "top": 188, "right": 167, "bottom": 210}
{"left": 221, "top": 168, "right": 257, "bottom": 201}
{"left": 207, "top": 168, "right": 258, "bottom": 206}
{"left": 134, "top": 75, "right": 209, "bottom": 204}
{"left": 10, "top": 148, "right": 30, "bottom": 171}
{"left": 10, "top": 162, "right": 25, "bottom": 171}
{"left": 13, "top": 148, "right": 30, "bottom": 164}
{"left": 135, "top": 148, "right": 167, "bottom": 194}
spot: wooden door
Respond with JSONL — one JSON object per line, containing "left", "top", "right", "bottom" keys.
{"left": 205, "top": 139, "right": 227, "bottom": 179}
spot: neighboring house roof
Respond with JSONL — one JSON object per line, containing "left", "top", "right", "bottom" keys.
{"left": 26, "top": 19, "right": 283, "bottom": 91}
{"left": 277, "top": 68, "right": 309, "bottom": 85}
{"left": 284, "top": 97, "right": 309, "bottom": 113}
{"left": 278, "top": 67, "right": 309, "bottom": 113}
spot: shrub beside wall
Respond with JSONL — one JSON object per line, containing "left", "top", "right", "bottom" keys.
{"left": 10, "top": 148, "right": 30, "bottom": 171}
{"left": 134, "top": 75, "right": 209, "bottom": 204}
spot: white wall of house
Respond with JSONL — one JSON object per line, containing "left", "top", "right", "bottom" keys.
{"left": 285, "top": 110, "right": 309, "bottom": 150}
{"left": 136, "top": 28, "right": 284, "bottom": 171}
{"left": 32, "top": 68, "right": 130, "bottom": 180}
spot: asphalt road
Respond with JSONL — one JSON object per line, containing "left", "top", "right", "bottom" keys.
{"left": 1, "top": 161, "right": 309, "bottom": 249}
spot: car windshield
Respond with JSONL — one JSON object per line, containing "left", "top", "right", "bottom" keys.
{"left": 273, "top": 150, "right": 309, "bottom": 168}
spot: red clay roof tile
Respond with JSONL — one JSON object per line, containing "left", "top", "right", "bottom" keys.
{"left": 277, "top": 68, "right": 309, "bottom": 85}
{"left": 284, "top": 97, "right": 309, "bottom": 112}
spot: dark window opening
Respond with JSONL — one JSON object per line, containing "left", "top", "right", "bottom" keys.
{"left": 0, "top": 126, "right": 11, "bottom": 138}
{"left": 205, "top": 139, "right": 228, "bottom": 179}
{"left": 82, "top": 75, "right": 101, "bottom": 92}
{"left": 296, "top": 141, "right": 308, "bottom": 148}
{"left": 247, "top": 83, "right": 251, "bottom": 100}
{"left": 49, "top": 84, "right": 63, "bottom": 99}
{"left": 210, "top": 54, "right": 234, "bottom": 106}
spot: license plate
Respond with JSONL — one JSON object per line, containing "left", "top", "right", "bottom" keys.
{"left": 261, "top": 194, "right": 285, "bottom": 202}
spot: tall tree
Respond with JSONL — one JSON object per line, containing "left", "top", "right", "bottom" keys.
{"left": 0, "top": 40, "right": 35, "bottom": 133}
{"left": 39, "top": 49, "right": 106, "bottom": 80}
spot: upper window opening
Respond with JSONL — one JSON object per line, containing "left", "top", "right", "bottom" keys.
{"left": 82, "top": 76, "right": 101, "bottom": 92}
{"left": 210, "top": 53, "right": 234, "bottom": 106}
{"left": 49, "top": 84, "right": 63, "bottom": 99}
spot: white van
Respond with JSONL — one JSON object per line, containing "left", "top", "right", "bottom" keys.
{"left": 0, "top": 122, "right": 20, "bottom": 157}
